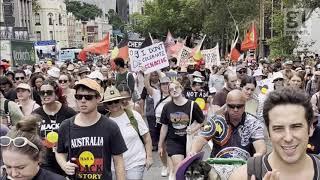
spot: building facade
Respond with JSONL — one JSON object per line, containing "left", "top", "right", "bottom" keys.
{"left": 1, "top": 0, "right": 31, "bottom": 40}
{"left": 67, "top": 12, "right": 76, "bottom": 47}
{"left": 32, "top": 0, "right": 69, "bottom": 48}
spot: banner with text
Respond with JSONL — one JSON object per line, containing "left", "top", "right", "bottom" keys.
{"left": 177, "top": 46, "right": 192, "bottom": 69}
{"left": 11, "top": 41, "right": 36, "bottom": 66}
{"left": 130, "top": 42, "right": 169, "bottom": 73}
{"left": 202, "top": 43, "right": 220, "bottom": 69}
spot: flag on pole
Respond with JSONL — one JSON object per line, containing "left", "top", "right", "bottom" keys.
{"left": 165, "top": 30, "right": 175, "bottom": 48}
{"left": 230, "top": 26, "right": 240, "bottom": 61}
{"left": 190, "top": 35, "right": 206, "bottom": 57}
{"left": 140, "top": 33, "right": 153, "bottom": 49}
{"left": 82, "top": 32, "right": 110, "bottom": 55}
{"left": 241, "top": 22, "right": 258, "bottom": 51}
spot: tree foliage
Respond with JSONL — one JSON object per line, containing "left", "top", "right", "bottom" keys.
{"left": 107, "top": 9, "right": 125, "bottom": 30}
{"left": 65, "top": 0, "right": 103, "bottom": 21}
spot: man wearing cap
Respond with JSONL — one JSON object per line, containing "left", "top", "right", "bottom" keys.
{"left": 56, "top": 78, "right": 127, "bottom": 180}
{"left": 280, "top": 60, "right": 295, "bottom": 86}
{"left": 78, "top": 66, "right": 90, "bottom": 80}
{"left": 16, "top": 83, "right": 40, "bottom": 116}
{"left": 236, "top": 64, "right": 248, "bottom": 82}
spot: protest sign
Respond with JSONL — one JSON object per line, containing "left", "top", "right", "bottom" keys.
{"left": 202, "top": 43, "right": 220, "bottom": 69}
{"left": 128, "top": 40, "right": 143, "bottom": 48}
{"left": 58, "top": 50, "right": 75, "bottom": 61}
{"left": 130, "top": 42, "right": 169, "bottom": 73}
{"left": 177, "top": 46, "right": 191, "bottom": 69}
{"left": 129, "top": 48, "right": 141, "bottom": 72}
{"left": 140, "top": 42, "right": 169, "bottom": 74}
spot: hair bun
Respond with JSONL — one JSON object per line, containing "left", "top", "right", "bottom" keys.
{"left": 15, "top": 115, "right": 40, "bottom": 134}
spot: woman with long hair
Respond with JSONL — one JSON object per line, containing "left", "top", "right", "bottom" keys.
{"left": 0, "top": 116, "right": 66, "bottom": 179}
{"left": 103, "top": 86, "right": 153, "bottom": 180}
{"left": 288, "top": 72, "right": 305, "bottom": 90}
{"left": 240, "top": 76, "right": 259, "bottom": 116}
{"left": 58, "top": 74, "right": 77, "bottom": 111}
{"left": 158, "top": 81, "right": 204, "bottom": 179}
{"left": 32, "top": 79, "right": 77, "bottom": 175}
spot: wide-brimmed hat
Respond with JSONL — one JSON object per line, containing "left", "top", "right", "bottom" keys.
{"left": 74, "top": 78, "right": 102, "bottom": 97}
{"left": 47, "top": 67, "right": 60, "bottom": 79}
{"left": 87, "top": 70, "right": 104, "bottom": 81}
{"left": 78, "top": 66, "right": 90, "bottom": 74}
{"left": 253, "top": 69, "right": 264, "bottom": 77}
{"left": 236, "top": 64, "right": 246, "bottom": 72}
{"left": 272, "top": 72, "right": 284, "bottom": 82}
{"left": 191, "top": 71, "right": 203, "bottom": 78}
{"left": 193, "top": 77, "right": 203, "bottom": 83}
{"left": 160, "top": 76, "right": 171, "bottom": 84}
{"left": 16, "top": 83, "right": 31, "bottom": 91}
{"left": 102, "top": 86, "right": 127, "bottom": 103}
{"left": 176, "top": 151, "right": 205, "bottom": 180}
{"left": 284, "top": 60, "right": 293, "bottom": 65}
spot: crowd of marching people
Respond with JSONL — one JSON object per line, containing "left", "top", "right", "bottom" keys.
{"left": 1, "top": 53, "right": 320, "bottom": 180}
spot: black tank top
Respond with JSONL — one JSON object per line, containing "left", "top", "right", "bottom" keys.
{"left": 261, "top": 153, "right": 320, "bottom": 180}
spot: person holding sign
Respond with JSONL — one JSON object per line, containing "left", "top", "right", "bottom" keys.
{"left": 158, "top": 81, "right": 204, "bottom": 179}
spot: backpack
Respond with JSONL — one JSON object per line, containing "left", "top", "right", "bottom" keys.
{"left": 0, "top": 100, "right": 11, "bottom": 126}
{"left": 247, "top": 154, "right": 320, "bottom": 180}
{"left": 117, "top": 72, "right": 140, "bottom": 102}
{"left": 123, "top": 108, "right": 144, "bottom": 144}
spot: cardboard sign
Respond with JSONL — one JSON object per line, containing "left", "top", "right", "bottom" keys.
{"left": 130, "top": 42, "right": 169, "bottom": 73}
{"left": 129, "top": 48, "right": 141, "bottom": 72}
{"left": 202, "top": 43, "right": 220, "bottom": 69}
{"left": 177, "top": 46, "right": 192, "bottom": 69}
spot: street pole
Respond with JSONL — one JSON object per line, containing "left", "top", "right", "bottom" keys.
{"left": 259, "top": 0, "right": 265, "bottom": 58}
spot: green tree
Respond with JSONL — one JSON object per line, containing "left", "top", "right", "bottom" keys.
{"left": 65, "top": 0, "right": 103, "bottom": 21}
{"left": 107, "top": 9, "right": 125, "bottom": 30}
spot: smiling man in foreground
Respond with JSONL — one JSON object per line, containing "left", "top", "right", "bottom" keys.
{"left": 230, "top": 88, "right": 320, "bottom": 180}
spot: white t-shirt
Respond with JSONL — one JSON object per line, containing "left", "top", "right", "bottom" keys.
{"left": 110, "top": 110, "right": 149, "bottom": 170}
{"left": 152, "top": 89, "right": 172, "bottom": 118}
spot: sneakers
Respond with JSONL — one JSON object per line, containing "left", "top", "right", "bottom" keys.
{"left": 161, "top": 166, "right": 168, "bottom": 177}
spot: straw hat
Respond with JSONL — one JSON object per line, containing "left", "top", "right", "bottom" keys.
{"left": 102, "top": 86, "right": 127, "bottom": 103}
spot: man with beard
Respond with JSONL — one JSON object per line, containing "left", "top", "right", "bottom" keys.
{"left": 190, "top": 89, "right": 267, "bottom": 160}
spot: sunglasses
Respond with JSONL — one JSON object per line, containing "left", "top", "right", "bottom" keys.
{"left": 59, "top": 80, "right": 68, "bottom": 84}
{"left": 105, "top": 100, "right": 120, "bottom": 105}
{"left": 39, "top": 90, "right": 54, "bottom": 96}
{"left": 227, "top": 104, "right": 245, "bottom": 109}
{"left": 237, "top": 70, "right": 246, "bottom": 74}
{"left": 0, "top": 136, "right": 39, "bottom": 151}
{"left": 273, "top": 78, "right": 283, "bottom": 82}
{"left": 15, "top": 77, "right": 25, "bottom": 80}
{"left": 75, "top": 94, "right": 96, "bottom": 101}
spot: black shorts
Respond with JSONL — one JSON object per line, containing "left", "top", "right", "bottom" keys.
{"left": 166, "top": 139, "right": 186, "bottom": 157}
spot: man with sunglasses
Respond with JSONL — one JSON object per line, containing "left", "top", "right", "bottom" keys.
{"left": 190, "top": 89, "right": 266, "bottom": 161}
{"left": 56, "top": 78, "right": 127, "bottom": 180}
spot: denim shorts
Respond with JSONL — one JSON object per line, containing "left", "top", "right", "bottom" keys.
{"left": 112, "top": 165, "right": 145, "bottom": 180}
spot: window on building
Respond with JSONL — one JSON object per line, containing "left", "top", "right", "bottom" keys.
{"left": 59, "top": 14, "right": 62, "bottom": 25}
{"left": 48, "top": 13, "right": 53, "bottom": 25}
{"left": 35, "top": 13, "right": 40, "bottom": 25}
{"left": 36, "top": 31, "right": 41, "bottom": 41}
{"left": 49, "top": 31, "right": 53, "bottom": 40}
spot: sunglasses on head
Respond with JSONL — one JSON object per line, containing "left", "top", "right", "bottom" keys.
{"left": 227, "top": 104, "right": 245, "bottom": 109}
{"left": 59, "top": 80, "right": 68, "bottom": 84}
{"left": 39, "top": 90, "right": 54, "bottom": 96}
{"left": 74, "top": 94, "right": 96, "bottom": 101}
{"left": 0, "top": 136, "right": 39, "bottom": 151}
{"left": 105, "top": 100, "right": 120, "bottom": 105}
{"left": 15, "top": 77, "right": 25, "bottom": 80}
